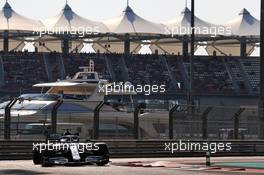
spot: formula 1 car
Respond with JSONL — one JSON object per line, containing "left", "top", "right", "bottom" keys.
{"left": 32, "top": 133, "right": 110, "bottom": 167}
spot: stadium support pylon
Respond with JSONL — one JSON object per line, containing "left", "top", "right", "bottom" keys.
{"left": 240, "top": 36, "right": 247, "bottom": 58}
{"left": 124, "top": 34, "right": 130, "bottom": 57}
{"left": 182, "top": 35, "right": 188, "bottom": 57}
{"left": 3, "top": 30, "right": 8, "bottom": 53}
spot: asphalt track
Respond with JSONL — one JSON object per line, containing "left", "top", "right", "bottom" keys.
{"left": 0, "top": 157, "right": 264, "bottom": 175}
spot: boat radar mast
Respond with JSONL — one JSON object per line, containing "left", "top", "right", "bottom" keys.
{"left": 79, "top": 60, "right": 95, "bottom": 73}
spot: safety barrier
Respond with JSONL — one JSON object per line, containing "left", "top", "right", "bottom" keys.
{"left": 0, "top": 140, "right": 264, "bottom": 160}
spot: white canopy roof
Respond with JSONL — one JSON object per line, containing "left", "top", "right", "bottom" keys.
{"left": 42, "top": 3, "right": 109, "bottom": 34}
{"left": 164, "top": 7, "right": 218, "bottom": 35}
{"left": 225, "top": 8, "right": 260, "bottom": 36}
{"left": 0, "top": 2, "right": 43, "bottom": 31}
{"left": 104, "top": 6, "right": 165, "bottom": 34}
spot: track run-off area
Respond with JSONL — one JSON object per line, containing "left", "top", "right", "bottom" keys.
{"left": 1, "top": 157, "right": 264, "bottom": 175}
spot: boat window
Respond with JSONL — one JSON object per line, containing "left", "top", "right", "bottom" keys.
{"left": 63, "top": 95, "right": 89, "bottom": 100}
{"left": 19, "top": 94, "right": 59, "bottom": 101}
{"left": 44, "top": 103, "right": 92, "bottom": 113}
{"left": 77, "top": 73, "right": 95, "bottom": 80}
{"left": 12, "top": 103, "right": 48, "bottom": 110}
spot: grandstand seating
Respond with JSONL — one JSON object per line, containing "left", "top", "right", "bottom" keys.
{"left": 225, "top": 58, "right": 245, "bottom": 89}
{"left": 240, "top": 58, "right": 260, "bottom": 92}
{"left": 165, "top": 56, "right": 186, "bottom": 91}
{"left": 43, "top": 52, "right": 66, "bottom": 82}
{"left": 0, "top": 52, "right": 261, "bottom": 96}
{"left": 108, "top": 54, "right": 127, "bottom": 82}
{"left": 125, "top": 55, "right": 172, "bottom": 90}
{"left": 1, "top": 52, "right": 48, "bottom": 93}
{"left": 182, "top": 56, "right": 234, "bottom": 93}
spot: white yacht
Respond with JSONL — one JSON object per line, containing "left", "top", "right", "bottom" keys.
{"left": 0, "top": 60, "right": 169, "bottom": 139}
{"left": 0, "top": 60, "right": 131, "bottom": 116}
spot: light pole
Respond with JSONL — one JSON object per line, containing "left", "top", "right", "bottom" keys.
{"left": 187, "top": 0, "right": 195, "bottom": 113}
{"left": 259, "top": 0, "right": 264, "bottom": 139}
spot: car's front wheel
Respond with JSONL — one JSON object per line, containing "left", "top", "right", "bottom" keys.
{"left": 41, "top": 157, "right": 52, "bottom": 167}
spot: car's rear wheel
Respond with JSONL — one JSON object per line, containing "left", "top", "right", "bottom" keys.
{"left": 33, "top": 150, "right": 41, "bottom": 165}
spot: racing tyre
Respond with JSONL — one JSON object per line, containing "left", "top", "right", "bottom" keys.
{"left": 96, "top": 161, "right": 109, "bottom": 166}
{"left": 33, "top": 150, "right": 41, "bottom": 165}
{"left": 41, "top": 157, "right": 52, "bottom": 167}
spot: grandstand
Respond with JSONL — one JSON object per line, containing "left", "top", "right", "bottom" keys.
{"left": 0, "top": 2, "right": 260, "bottom": 98}
{"left": 0, "top": 52, "right": 261, "bottom": 98}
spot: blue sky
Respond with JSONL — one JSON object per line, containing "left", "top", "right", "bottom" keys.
{"left": 0, "top": 0, "right": 260, "bottom": 24}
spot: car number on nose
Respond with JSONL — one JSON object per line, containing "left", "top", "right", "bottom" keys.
{"left": 70, "top": 144, "right": 80, "bottom": 160}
